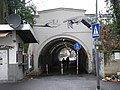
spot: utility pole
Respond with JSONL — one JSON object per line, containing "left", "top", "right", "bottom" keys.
{"left": 95, "top": 0, "right": 101, "bottom": 90}
{"left": 96, "top": 0, "right": 98, "bottom": 23}
{"left": 95, "top": 43, "right": 101, "bottom": 90}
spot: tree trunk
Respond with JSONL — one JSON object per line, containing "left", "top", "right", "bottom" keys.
{"left": 0, "top": 0, "right": 4, "bottom": 23}
{"left": 0, "top": 0, "right": 8, "bottom": 24}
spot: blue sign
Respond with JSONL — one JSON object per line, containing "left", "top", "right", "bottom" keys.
{"left": 74, "top": 43, "right": 81, "bottom": 50}
{"left": 92, "top": 23, "right": 100, "bottom": 38}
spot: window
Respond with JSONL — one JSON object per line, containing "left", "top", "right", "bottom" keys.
{"left": 112, "top": 51, "right": 120, "bottom": 60}
{"left": 114, "top": 52, "right": 120, "bottom": 60}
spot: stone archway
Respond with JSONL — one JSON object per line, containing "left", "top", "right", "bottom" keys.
{"left": 37, "top": 35, "right": 93, "bottom": 75}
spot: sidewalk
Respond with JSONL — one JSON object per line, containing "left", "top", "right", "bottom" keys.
{"left": 0, "top": 74, "right": 120, "bottom": 90}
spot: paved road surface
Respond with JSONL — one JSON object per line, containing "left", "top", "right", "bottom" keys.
{"left": 0, "top": 74, "right": 120, "bottom": 90}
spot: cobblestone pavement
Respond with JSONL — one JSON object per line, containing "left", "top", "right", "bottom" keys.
{"left": 0, "top": 74, "right": 120, "bottom": 90}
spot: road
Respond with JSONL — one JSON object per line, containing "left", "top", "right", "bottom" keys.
{"left": 0, "top": 74, "right": 120, "bottom": 90}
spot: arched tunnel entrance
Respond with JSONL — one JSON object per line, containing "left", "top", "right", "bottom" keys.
{"left": 38, "top": 38, "right": 89, "bottom": 75}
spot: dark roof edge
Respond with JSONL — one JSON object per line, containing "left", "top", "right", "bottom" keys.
{"left": 0, "top": 24, "right": 38, "bottom": 43}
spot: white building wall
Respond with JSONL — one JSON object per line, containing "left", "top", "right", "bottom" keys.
{"left": 0, "top": 31, "right": 23, "bottom": 64}
{"left": 0, "top": 31, "right": 24, "bottom": 81}
{"left": 0, "top": 31, "right": 16, "bottom": 64}
{"left": 30, "top": 8, "right": 93, "bottom": 73}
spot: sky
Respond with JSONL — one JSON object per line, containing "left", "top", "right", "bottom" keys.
{"left": 30, "top": 0, "right": 106, "bottom": 14}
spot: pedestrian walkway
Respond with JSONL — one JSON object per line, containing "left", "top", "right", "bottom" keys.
{"left": 0, "top": 74, "right": 120, "bottom": 90}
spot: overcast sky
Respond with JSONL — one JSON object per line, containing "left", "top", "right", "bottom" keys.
{"left": 30, "top": 0, "right": 106, "bottom": 14}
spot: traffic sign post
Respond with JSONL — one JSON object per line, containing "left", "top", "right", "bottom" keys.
{"left": 92, "top": 23, "right": 101, "bottom": 90}
{"left": 74, "top": 43, "right": 81, "bottom": 50}
{"left": 76, "top": 50, "right": 78, "bottom": 74}
{"left": 92, "top": 23, "right": 100, "bottom": 38}
{"left": 74, "top": 43, "right": 81, "bottom": 74}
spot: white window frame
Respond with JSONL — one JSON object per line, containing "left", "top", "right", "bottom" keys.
{"left": 112, "top": 51, "right": 120, "bottom": 60}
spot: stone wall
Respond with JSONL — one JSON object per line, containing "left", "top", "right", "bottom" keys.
{"left": 104, "top": 60, "right": 120, "bottom": 75}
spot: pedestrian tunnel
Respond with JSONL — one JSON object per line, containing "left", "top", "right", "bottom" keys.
{"left": 38, "top": 37, "right": 90, "bottom": 75}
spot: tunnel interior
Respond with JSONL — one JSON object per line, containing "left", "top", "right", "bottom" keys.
{"left": 38, "top": 38, "right": 89, "bottom": 75}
